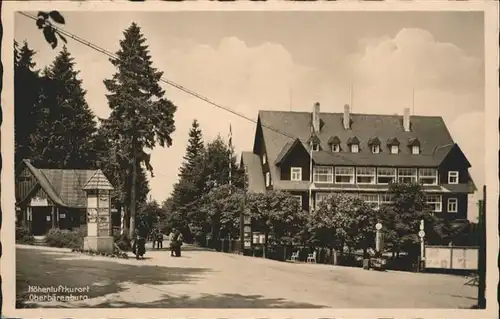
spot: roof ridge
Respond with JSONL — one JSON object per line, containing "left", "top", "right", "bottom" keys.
{"left": 259, "top": 109, "right": 445, "bottom": 119}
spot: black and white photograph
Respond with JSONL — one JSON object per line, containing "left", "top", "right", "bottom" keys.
{"left": 1, "top": 1, "right": 498, "bottom": 318}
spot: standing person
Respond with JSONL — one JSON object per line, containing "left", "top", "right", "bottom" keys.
{"left": 176, "top": 231, "right": 184, "bottom": 257}
{"left": 151, "top": 228, "right": 158, "bottom": 249}
{"left": 169, "top": 228, "right": 178, "bottom": 257}
{"left": 156, "top": 228, "right": 164, "bottom": 249}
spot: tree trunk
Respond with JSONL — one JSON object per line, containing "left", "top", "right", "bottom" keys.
{"left": 129, "top": 139, "right": 137, "bottom": 239}
{"left": 263, "top": 231, "right": 269, "bottom": 258}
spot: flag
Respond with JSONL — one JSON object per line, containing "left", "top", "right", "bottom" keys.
{"left": 229, "top": 123, "right": 233, "bottom": 194}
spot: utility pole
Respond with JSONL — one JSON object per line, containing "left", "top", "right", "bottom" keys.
{"left": 478, "top": 185, "right": 486, "bottom": 308}
{"left": 240, "top": 165, "right": 248, "bottom": 255}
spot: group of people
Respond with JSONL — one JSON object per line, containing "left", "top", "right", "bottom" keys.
{"left": 132, "top": 226, "right": 184, "bottom": 260}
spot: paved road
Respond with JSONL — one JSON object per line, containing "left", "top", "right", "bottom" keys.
{"left": 16, "top": 244, "right": 477, "bottom": 308}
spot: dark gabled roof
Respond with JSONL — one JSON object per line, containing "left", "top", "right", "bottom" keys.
{"left": 386, "top": 137, "right": 400, "bottom": 146}
{"left": 275, "top": 138, "right": 308, "bottom": 165}
{"left": 328, "top": 136, "right": 341, "bottom": 145}
{"left": 408, "top": 138, "right": 421, "bottom": 147}
{"left": 368, "top": 137, "right": 381, "bottom": 146}
{"left": 347, "top": 136, "right": 360, "bottom": 145}
{"left": 256, "top": 110, "right": 460, "bottom": 188}
{"left": 240, "top": 152, "right": 266, "bottom": 194}
{"left": 19, "top": 159, "right": 114, "bottom": 208}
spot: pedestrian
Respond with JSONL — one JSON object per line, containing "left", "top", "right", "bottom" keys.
{"left": 150, "top": 228, "right": 157, "bottom": 248}
{"left": 169, "top": 228, "right": 178, "bottom": 257}
{"left": 176, "top": 232, "right": 184, "bottom": 257}
{"left": 156, "top": 228, "right": 163, "bottom": 249}
{"left": 133, "top": 228, "right": 146, "bottom": 260}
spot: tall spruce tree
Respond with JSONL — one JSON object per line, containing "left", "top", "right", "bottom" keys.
{"left": 29, "top": 46, "right": 98, "bottom": 169}
{"left": 103, "top": 23, "right": 177, "bottom": 237}
{"left": 170, "top": 119, "right": 207, "bottom": 241}
{"left": 14, "top": 41, "right": 40, "bottom": 170}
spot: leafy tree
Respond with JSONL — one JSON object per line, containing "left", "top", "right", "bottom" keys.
{"left": 247, "top": 190, "right": 303, "bottom": 258}
{"left": 196, "top": 184, "right": 245, "bottom": 247}
{"left": 29, "top": 46, "right": 98, "bottom": 169}
{"left": 204, "top": 135, "right": 244, "bottom": 190}
{"left": 308, "top": 193, "right": 376, "bottom": 260}
{"left": 377, "top": 183, "right": 443, "bottom": 258}
{"left": 14, "top": 41, "right": 40, "bottom": 170}
{"left": 102, "top": 23, "right": 177, "bottom": 238}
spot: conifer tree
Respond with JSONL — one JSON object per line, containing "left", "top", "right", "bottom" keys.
{"left": 14, "top": 41, "right": 40, "bottom": 170}
{"left": 29, "top": 46, "right": 98, "bottom": 169}
{"left": 102, "top": 23, "right": 177, "bottom": 237}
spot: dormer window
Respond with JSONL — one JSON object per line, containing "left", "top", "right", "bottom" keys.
{"left": 408, "top": 138, "right": 421, "bottom": 155}
{"left": 347, "top": 136, "right": 360, "bottom": 154}
{"left": 368, "top": 137, "right": 381, "bottom": 154}
{"left": 262, "top": 153, "right": 267, "bottom": 164}
{"left": 328, "top": 136, "right": 341, "bottom": 153}
{"left": 308, "top": 134, "right": 322, "bottom": 152}
{"left": 387, "top": 137, "right": 400, "bottom": 154}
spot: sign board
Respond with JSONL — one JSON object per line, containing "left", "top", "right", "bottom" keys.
{"left": 88, "top": 223, "right": 97, "bottom": 236}
{"left": 425, "top": 246, "right": 478, "bottom": 270}
{"left": 59, "top": 213, "right": 66, "bottom": 219}
{"left": 418, "top": 231, "right": 425, "bottom": 238}
{"left": 244, "top": 240, "right": 252, "bottom": 248}
{"left": 31, "top": 197, "right": 49, "bottom": 207}
{"left": 46, "top": 215, "right": 51, "bottom": 221}
{"left": 375, "top": 223, "right": 382, "bottom": 230}
{"left": 244, "top": 226, "right": 251, "bottom": 233}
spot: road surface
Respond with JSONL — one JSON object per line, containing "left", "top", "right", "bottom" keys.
{"left": 16, "top": 244, "right": 477, "bottom": 308}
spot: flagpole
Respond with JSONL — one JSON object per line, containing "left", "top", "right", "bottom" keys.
{"left": 309, "top": 127, "right": 314, "bottom": 212}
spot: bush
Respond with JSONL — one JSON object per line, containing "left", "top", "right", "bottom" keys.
{"left": 113, "top": 232, "right": 132, "bottom": 251}
{"left": 45, "top": 228, "right": 85, "bottom": 249}
{"left": 16, "top": 226, "right": 34, "bottom": 245}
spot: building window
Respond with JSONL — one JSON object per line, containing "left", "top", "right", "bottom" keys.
{"left": 313, "top": 166, "right": 334, "bottom": 183}
{"left": 293, "top": 195, "right": 303, "bottom": 208}
{"left": 356, "top": 167, "right": 376, "bottom": 184}
{"left": 335, "top": 167, "right": 355, "bottom": 184}
{"left": 391, "top": 145, "right": 399, "bottom": 154}
{"left": 371, "top": 145, "right": 380, "bottom": 154}
{"left": 359, "top": 193, "right": 379, "bottom": 210}
{"left": 412, "top": 145, "right": 420, "bottom": 155}
{"left": 448, "top": 171, "right": 459, "bottom": 184}
{"left": 447, "top": 198, "right": 458, "bottom": 213}
{"left": 265, "top": 172, "right": 270, "bottom": 187}
{"left": 291, "top": 167, "right": 302, "bottom": 181}
{"left": 419, "top": 168, "right": 438, "bottom": 185}
{"left": 312, "top": 143, "right": 320, "bottom": 151}
{"left": 379, "top": 193, "right": 393, "bottom": 206}
{"left": 262, "top": 153, "right": 267, "bottom": 164}
{"left": 351, "top": 144, "right": 359, "bottom": 153}
{"left": 315, "top": 193, "right": 331, "bottom": 209}
{"left": 398, "top": 168, "right": 418, "bottom": 184}
{"left": 332, "top": 144, "right": 340, "bottom": 152}
{"left": 426, "top": 195, "right": 442, "bottom": 212}
{"left": 377, "top": 167, "right": 396, "bottom": 184}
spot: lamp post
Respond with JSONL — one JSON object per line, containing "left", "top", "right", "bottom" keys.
{"left": 419, "top": 219, "right": 425, "bottom": 272}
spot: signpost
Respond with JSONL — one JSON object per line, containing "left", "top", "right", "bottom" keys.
{"left": 419, "top": 219, "right": 425, "bottom": 271}
{"left": 375, "top": 222, "right": 382, "bottom": 253}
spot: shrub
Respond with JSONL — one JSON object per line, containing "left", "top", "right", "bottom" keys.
{"left": 113, "top": 232, "right": 132, "bottom": 251}
{"left": 16, "top": 226, "right": 34, "bottom": 245}
{"left": 45, "top": 228, "right": 85, "bottom": 249}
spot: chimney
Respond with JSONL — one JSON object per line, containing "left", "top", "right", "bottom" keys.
{"left": 343, "top": 104, "right": 350, "bottom": 130}
{"left": 312, "top": 102, "right": 320, "bottom": 133}
{"left": 403, "top": 107, "right": 411, "bottom": 132}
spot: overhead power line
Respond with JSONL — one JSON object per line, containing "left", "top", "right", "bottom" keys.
{"left": 18, "top": 11, "right": 360, "bottom": 167}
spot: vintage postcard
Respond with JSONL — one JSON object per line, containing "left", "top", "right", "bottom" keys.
{"left": 1, "top": 1, "right": 498, "bottom": 318}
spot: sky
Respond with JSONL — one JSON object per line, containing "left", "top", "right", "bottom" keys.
{"left": 15, "top": 11, "right": 485, "bottom": 220}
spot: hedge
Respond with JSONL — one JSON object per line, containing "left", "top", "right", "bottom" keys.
{"left": 16, "top": 226, "right": 35, "bottom": 245}
{"left": 45, "top": 228, "right": 86, "bottom": 249}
